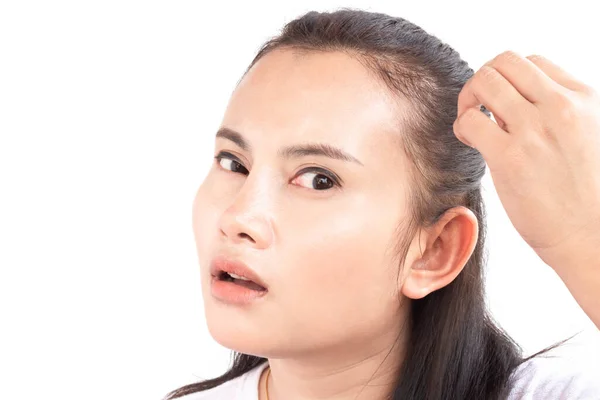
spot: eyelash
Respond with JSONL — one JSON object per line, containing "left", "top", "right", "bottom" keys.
{"left": 213, "top": 151, "right": 342, "bottom": 191}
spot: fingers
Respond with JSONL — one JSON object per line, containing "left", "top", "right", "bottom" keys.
{"left": 453, "top": 51, "right": 589, "bottom": 164}
{"left": 526, "top": 54, "right": 591, "bottom": 94}
{"left": 453, "top": 105, "right": 510, "bottom": 164}
{"left": 483, "top": 51, "right": 563, "bottom": 104}
{"left": 457, "top": 64, "right": 537, "bottom": 134}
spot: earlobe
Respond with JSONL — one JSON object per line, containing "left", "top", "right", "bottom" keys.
{"left": 401, "top": 265, "right": 463, "bottom": 299}
{"left": 401, "top": 272, "right": 431, "bottom": 299}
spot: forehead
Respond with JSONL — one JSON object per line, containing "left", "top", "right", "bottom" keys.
{"left": 221, "top": 49, "right": 406, "bottom": 164}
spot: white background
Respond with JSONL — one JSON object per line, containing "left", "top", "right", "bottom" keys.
{"left": 1, "top": 1, "right": 599, "bottom": 399}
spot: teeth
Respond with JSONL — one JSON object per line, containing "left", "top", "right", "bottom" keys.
{"left": 228, "top": 272, "right": 250, "bottom": 281}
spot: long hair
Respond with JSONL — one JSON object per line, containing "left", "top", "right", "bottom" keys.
{"left": 165, "top": 8, "right": 575, "bottom": 399}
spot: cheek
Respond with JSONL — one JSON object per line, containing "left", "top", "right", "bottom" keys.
{"left": 279, "top": 202, "right": 401, "bottom": 336}
{"left": 295, "top": 228, "right": 396, "bottom": 303}
{"left": 192, "top": 181, "right": 221, "bottom": 271}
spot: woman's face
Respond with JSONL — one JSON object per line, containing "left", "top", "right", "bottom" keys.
{"left": 192, "top": 49, "right": 415, "bottom": 359}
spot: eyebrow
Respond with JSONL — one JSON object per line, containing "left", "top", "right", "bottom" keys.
{"left": 215, "top": 127, "right": 364, "bottom": 166}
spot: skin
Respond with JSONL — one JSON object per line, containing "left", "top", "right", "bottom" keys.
{"left": 192, "top": 47, "right": 600, "bottom": 399}
{"left": 192, "top": 49, "right": 478, "bottom": 400}
{"left": 454, "top": 51, "right": 600, "bottom": 330}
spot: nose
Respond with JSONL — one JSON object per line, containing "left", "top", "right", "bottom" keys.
{"left": 218, "top": 179, "right": 275, "bottom": 250}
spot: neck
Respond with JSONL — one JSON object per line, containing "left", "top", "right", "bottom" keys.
{"left": 261, "top": 329, "right": 406, "bottom": 400}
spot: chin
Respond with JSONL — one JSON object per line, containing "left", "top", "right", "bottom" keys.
{"left": 202, "top": 298, "right": 269, "bottom": 357}
{"left": 207, "top": 322, "right": 269, "bottom": 358}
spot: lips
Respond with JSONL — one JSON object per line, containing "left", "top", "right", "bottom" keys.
{"left": 210, "top": 255, "right": 268, "bottom": 291}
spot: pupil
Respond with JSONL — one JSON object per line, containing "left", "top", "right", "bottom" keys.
{"left": 314, "top": 175, "right": 332, "bottom": 190}
{"left": 232, "top": 161, "right": 245, "bottom": 173}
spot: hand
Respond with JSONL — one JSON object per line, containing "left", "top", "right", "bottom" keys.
{"left": 454, "top": 51, "right": 600, "bottom": 271}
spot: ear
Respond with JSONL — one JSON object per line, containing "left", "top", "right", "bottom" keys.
{"left": 401, "top": 206, "right": 479, "bottom": 299}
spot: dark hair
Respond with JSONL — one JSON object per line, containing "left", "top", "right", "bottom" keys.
{"left": 164, "top": 8, "right": 576, "bottom": 400}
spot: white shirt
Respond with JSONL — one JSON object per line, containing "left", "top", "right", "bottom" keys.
{"left": 177, "top": 356, "right": 600, "bottom": 400}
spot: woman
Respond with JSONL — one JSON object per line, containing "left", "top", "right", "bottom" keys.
{"left": 164, "top": 8, "right": 600, "bottom": 400}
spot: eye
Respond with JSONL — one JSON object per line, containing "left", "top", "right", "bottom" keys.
{"left": 213, "top": 151, "right": 341, "bottom": 191}
{"left": 214, "top": 152, "right": 249, "bottom": 175}
{"left": 292, "top": 168, "right": 341, "bottom": 191}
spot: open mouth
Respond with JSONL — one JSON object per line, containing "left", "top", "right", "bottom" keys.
{"left": 218, "top": 271, "right": 267, "bottom": 292}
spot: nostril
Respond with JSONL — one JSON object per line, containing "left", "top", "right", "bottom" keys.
{"left": 238, "top": 232, "right": 255, "bottom": 242}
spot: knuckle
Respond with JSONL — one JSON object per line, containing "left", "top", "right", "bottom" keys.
{"left": 497, "top": 50, "right": 524, "bottom": 65}
{"left": 526, "top": 54, "right": 546, "bottom": 63}
{"left": 580, "top": 84, "right": 599, "bottom": 99}
{"left": 551, "top": 92, "right": 579, "bottom": 122}
{"left": 468, "top": 72, "right": 482, "bottom": 91}
{"left": 557, "top": 104, "right": 578, "bottom": 124}
{"left": 478, "top": 65, "right": 501, "bottom": 84}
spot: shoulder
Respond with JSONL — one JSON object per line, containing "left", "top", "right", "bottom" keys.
{"left": 174, "top": 362, "right": 268, "bottom": 400}
{"left": 507, "top": 333, "right": 600, "bottom": 399}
